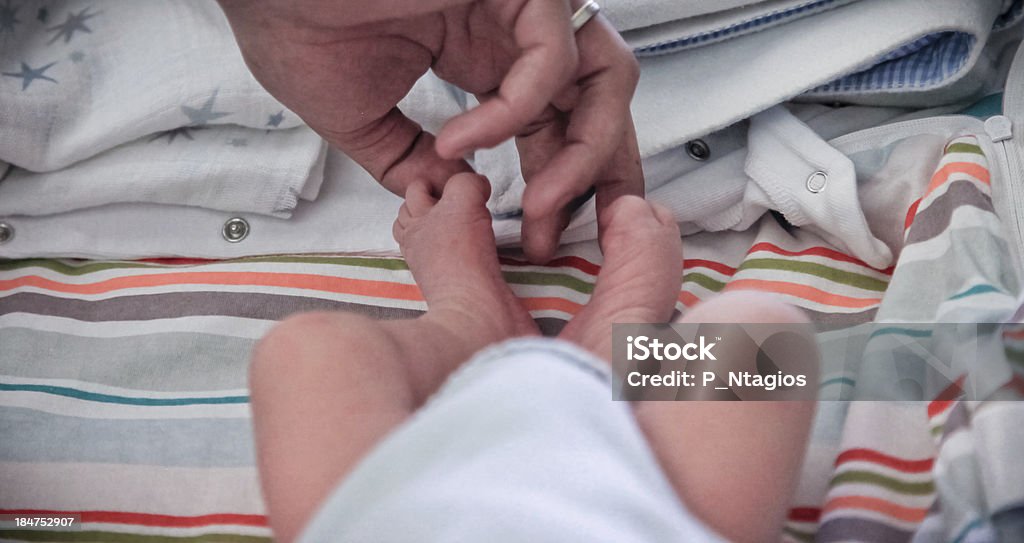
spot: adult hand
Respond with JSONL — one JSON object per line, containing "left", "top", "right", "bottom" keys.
{"left": 218, "top": 0, "right": 643, "bottom": 263}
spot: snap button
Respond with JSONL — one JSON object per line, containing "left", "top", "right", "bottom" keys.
{"left": 806, "top": 171, "right": 827, "bottom": 193}
{"left": 222, "top": 217, "right": 250, "bottom": 242}
{"left": 686, "top": 139, "right": 711, "bottom": 161}
{"left": 0, "top": 222, "right": 13, "bottom": 244}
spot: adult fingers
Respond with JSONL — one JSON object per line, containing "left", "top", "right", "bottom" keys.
{"left": 594, "top": 118, "right": 645, "bottom": 253}
{"left": 435, "top": 0, "right": 578, "bottom": 158}
{"left": 520, "top": 16, "right": 640, "bottom": 261}
{"left": 316, "top": 108, "right": 473, "bottom": 198}
{"left": 514, "top": 107, "right": 573, "bottom": 263}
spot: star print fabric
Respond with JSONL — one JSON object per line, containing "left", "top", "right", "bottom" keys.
{"left": 0, "top": 0, "right": 327, "bottom": 219}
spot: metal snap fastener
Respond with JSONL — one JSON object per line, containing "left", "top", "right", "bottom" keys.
{"left": 806, "top": 171, "right": 828, "bottom": 193}
{"left": 0, "top": 222, "right": 13, "bottom": 244}
{"left": 686, "top": 139, "right": 711, "bottom": 161}
{"left": 222, "top": 217, "right": 249, "bottom": 243}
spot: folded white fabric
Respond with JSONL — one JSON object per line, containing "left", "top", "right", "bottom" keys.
{"left": 0, "top": 100, "right": 964, "bottom": 262}
{"left": 0, "top": 0, "right": 326, "bottom": 218}
{"left": 619, "top": 0, "right": 862, "bottom": 56}
{"left": 0, "top": 125, "right": 327, "bottom": 218}
{"left": 477, "top": 0, "right": 1015, "bottom": 213}
{"left": 625, "top": 0, "right": 1008, "bottom": 156}
{"left": 0, "top": 0, "right": 303, "bottom": 171}
{"left": 602, "top": 0, "right": 772, "bottom": 33}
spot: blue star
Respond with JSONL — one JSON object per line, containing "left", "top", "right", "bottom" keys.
{"left": 148, "top": 127, "right": 196, "bottom": 144}
{"left": 0, "top": 0, "right": 20, "bottom": 36}
{"left": 47, "top": 6, "right": 97, "bottom": 44}
{"left": 3, "top": 61, "right": 58, "bottom": 91}
{"left": 182, "top": 90, "right": 230, "bottom": 126}
{"left": 266, "top": 110, "right": 285, "bottom": 128}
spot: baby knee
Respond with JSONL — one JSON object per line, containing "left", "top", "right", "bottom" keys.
{"left": 250, "top": 311, "right": 370, "bottom": 388}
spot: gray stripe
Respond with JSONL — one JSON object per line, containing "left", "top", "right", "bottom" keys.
{"left": 0, "top": 328, "right": 253, "bottom": 391}
{"left": 801, "top": 307, "right": 878, "bottom": 328}
{"left": 816, "top": 517, "right": 915, "bottom": 543}
{"left": 880, "top": 227, "right": 1017, "bottom": 321}
{"left": 940, "top": 400, "right": 971, "bottom": 437}
{"left": 0, "top": 291, "right": 424, "bottom": 322}
{"left": 0, "top": 406, "right": 254, "bottom": 467}
{"left": 906, "top": 180, "right": 995, "bottom": 245}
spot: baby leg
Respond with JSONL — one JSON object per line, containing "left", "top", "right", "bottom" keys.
{"left": 559, "top": 195, "right": 817, "bottom": 542}
{"left": 248, "top": 174, "right": 537, "bottom": 542}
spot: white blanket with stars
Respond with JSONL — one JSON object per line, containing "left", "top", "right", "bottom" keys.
{"left": 0, "top": 0, "right": 327, "bottom": 218}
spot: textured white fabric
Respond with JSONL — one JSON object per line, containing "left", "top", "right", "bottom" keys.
{"left": 0, "top": 127, "right": 326, "bottom": 218}
{"left": 630, "top": 0, "right": 1003, "bottom": 156}
{"left": 0, "top": 0, "right": 303, "bottom": 171}
{"left": 0, "top": 0, "right": 325, "bottom": 218}
{"left": 0, "top": 101, "right": 983, "bottom": 262}
{"left": 622, "top": 0, "right": 861, "bottom": 55}
{"left": 1, "top": 2, "right": 1021, "bottom": 260}
{"left": 298, "top": 338, "right": 722, "bottom": 543}
{"left": 602, "top": 0, "right": 771, "bottom": 32}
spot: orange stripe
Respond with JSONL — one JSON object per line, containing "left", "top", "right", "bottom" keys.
{"left": 0, "top": 272, "right": 424, "bottom": 300}
{"left": 724, "top": 279, "right": 881, "bottom": 309}
{"left": 0, "top": 272, "right": 592, "bottom": 316}
{"left": 925, "top": 162, "right": 990, "bottom": 196}
{"left": 521, "top": 297, "right": 583, "bottom": 315}
{"left": 823, "top": 495, "right": 928, "bottom": 523}
{"left": 678, "top": 291, "right": 701, "bottom": 307}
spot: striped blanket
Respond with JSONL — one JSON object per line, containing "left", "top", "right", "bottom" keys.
{"left": 1, "top": 135, "right": 1022, "bottom": 542}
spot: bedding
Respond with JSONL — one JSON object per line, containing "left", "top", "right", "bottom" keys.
{"left": 0, "top": 0, "right": 325, "bottom": 219}
{"left": 2, "top": 134, "right": 1023, "bottom": 542}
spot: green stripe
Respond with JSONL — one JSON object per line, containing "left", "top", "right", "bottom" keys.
{"left": 782, "top": 526, "right": 815, "bottom": 543}
{"left": 683, "top": 272, "right": 726, "bottom": 292}
{"left": 0, "top": 382, "right": 248, "bottom": 406}
{"left": 945, "top": 142, "right": 985, "bottom": 156}
{"left": 738, "top": 259, "right": 888, "bottom": 292}
{"left": 1005, "top": 347, "right": 1024, "bottom": 368}
{"left": 1, "top": 256, "right": 602, "bottom": 296}
{"left": 829, "top": 470, "right": 934, "bottom": 495}
{"left": 0, "top": 530, "right": 269, "bottom": 543}
{"left": 0, "top": 259, "right": 157, "bottom": 275}
{"left": 502, "top": 271, "right": 593, "bottom": 294}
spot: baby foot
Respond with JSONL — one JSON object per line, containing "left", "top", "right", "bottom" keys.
{"left": 559, "top": 196, "right": 683, "bottom": 359}
{"left": 394, "top": 173, "right": 539, "bottom": 347}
